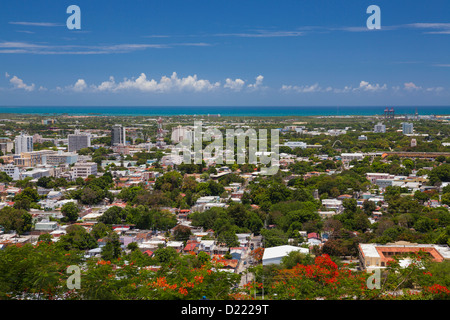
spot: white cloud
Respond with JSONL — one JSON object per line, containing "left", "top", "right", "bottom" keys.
{"left": 216, "top": 30, "right": 304, "bottom": 38}
{"left": 247, "top": 75, "right": 265, "bottom": 91}
{"left": 0, "top": 41, "right": 208, "bottom": 55}
{"left": 9, "top": 75, "right": 35, "bottom": 91}
{"left": 9, "top": 21, "right": 64, "bottom": 27}
{"left": 224, "top": 78, "right": 245, "bottom": 91}
{"left": 404, "top": 82, "right": 422, "bottom": 91}
{"left": 354, "top": 80, "right": 387, "bottom": 92}
{"left": 96, "top": 76, "right": 117, "bottom": 92}
{"left": 403, "top": 82, "right": 444, "bottom": 93}
{"left": 281, "top": 83, "right": 322, "bottom": 93}
{"left": 426, "top": 86, "right": 444, "bottom": 92}
{"left": 5, "top": 72, "right": 10, "bottom": 78}
{"left": 92, "top": 72, "right": 221, "bottom": 93}
{"left": 72, "top": 79, "right": 87, "bottom": 92}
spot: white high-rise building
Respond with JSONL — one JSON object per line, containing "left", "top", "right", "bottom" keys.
{"left": 14, "top": 132, "right": 33, "bottom": 155}
{"left": 402, "top": 122, "right": 414, "bottom": 135}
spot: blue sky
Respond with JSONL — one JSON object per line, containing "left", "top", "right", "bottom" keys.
{"left": 0, "top": 0, "right": 449, "bottom": 106}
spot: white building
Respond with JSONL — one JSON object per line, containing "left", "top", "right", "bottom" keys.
{"left": 284, "top": 141, "right": 307, "bottom": 149}
{"left": 341, "top": 153, "right": 364, "bottom": 163}
{"left": 15, "top": 132, "right": 33, "bottom": 155}
{"left": 0, "top": 164, "right": 20, "bottom": 180}
{"left": 171, "top": 126, "right": 194, "bottom": 144}
{"left": 402, "top": 122, "right": 414, "bottom": 135}
{"left": 35, "top": 221, "right": 59, "bottom": 232}
{"left": 21, "top": 168, "right": 51, "bottom": 180}
{"left": 374, "top": 123, "right": 386, "bottom": 133}
{"left": 321, "top": 199, "right": 343, "bottom": 211}
{"left": 262, "top": 245, "right": 309, "bottom": 266}
{"left": 71, "top": 162, "right": 97, "bottom": 179}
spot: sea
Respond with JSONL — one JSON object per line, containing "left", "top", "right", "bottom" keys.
{"left": 0, "top": 105, "right": 449, "bottom": 117}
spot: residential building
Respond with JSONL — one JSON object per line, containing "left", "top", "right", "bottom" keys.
{"left": 14, "top": 132, "right": 33, "bottom": 155}
{"left": 366, "top": 173, "right": 394, "bottom": 184}
{"left": 71, "top": 162, "right": 97, "bottom": 179}
{"left": 14, "top": 150, "right": 54, "bottom": 167}
{"left": 321, "top": 199, "right": 343, "bottom": 211}
{"left": 34, "top": 221, "right": 59, "bottom": 232}
{"left": 341, "top": 153, "right": 364, "bottom": 163}
{"left": 0, "top": 164, "right": 20, "bottom": 180}
{"left": 171, "top": 125, "right": 194, "bottom": 144}
{"left": 374, "top": 122, "right": 386, "bottom": 133}
{"left": 0, "top": 138, "right": 14, "bottom": 154}
{"left": 68, "top": 130, "right": 91, "bottom": 152}
{"left": 111, "top": 124, "right": 126, "bottom": 146}
{"left": 402, "top": 122, "right": 414, "bottom": 135}
{"left": 44, "top": 151, "right": 78, "bottom": 165}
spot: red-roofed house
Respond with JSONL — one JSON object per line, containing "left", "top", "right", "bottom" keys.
{"left": 143, "top": 250, "right": 153, "bottom": 257}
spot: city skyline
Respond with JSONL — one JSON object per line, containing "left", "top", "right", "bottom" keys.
{"left": 0, "top": 0, "right": 449, "bottom": 106}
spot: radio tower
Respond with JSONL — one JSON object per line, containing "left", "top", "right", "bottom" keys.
{"left": 156, "top": 117, "right": 164, "bottom": 148}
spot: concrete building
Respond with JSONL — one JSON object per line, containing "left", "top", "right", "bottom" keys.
{"left": 0, "top": 164, "right": 20, "bottom": 180}
{"left": 374, "top": 122, "right": 386, "bottom": 133}
{"left": 68, "top": 130, "right": 91, "bottom": 152}
{"left": 340, "top": 153, "right": 364, "bottom": 163}
{"left": 71, "top": 162, "right": 97, "bottom": 179}
{"left": 402, "top": 122, "right": 414, "bottom": 135}
{"left": 111, "top": 124, "right": 126, "bottom": 146}
{"left": 34, "top": 221, "right": 59, "bottom": 232}
{"left": 321, "top": 199, "right": 343, "bottom": 211}
{"left": 358, "top": 241, "right": 450, "bottom": 272}
{"left": 44, "top": 151, "right": 78, "bottom": 166}
{"left": 284, "top": 141, "right": 307, "bottom": 149}
{"left": 21, "top": 168, "right": 51, "bottom": 180}
{"left": 0, "top": 137, "right": 14, "bottom": 155}
{"left": 171, "top": 126, "right": 194, "bottom": 144}
{"left": 14, "top": 132, "right": 33, "bottom": 155}
{"left": 366, "top": 173, "right": 394, "bottom": 184}
{"left": 14, "top": 150, "right": 54, "bottom": 167}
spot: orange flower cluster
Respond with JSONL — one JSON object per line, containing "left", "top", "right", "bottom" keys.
{"left": 178, "top": 287, "right": 188, "bottom": 296}
{"left": 194, "top": 275, "right": 204, "bottom": 283}
{"left": 149, "top": 277, "right": 178, "bottom": 291}
{"left": 229, "top": 292, "right": 255, "bottom": 300}
{"left": 426, "top": 284, "right": 450, "bottom": 295}
{"left": 97, "top": 260, "right": 111, "bottom": 265}
{"left": 288, "top": 254, "right": 340, "bottom": 283}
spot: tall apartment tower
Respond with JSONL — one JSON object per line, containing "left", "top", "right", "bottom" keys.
{"left": 14, "top": 132, "right": 33, "bottom": 155}
{"left": 402, "top": 122, "right": 414, "bottom": 135}
{"left": 68, "top": 130, "right": 91, "bottom": 152}
{"left": 111, "top": 124, "right": 126, "bottom": 146}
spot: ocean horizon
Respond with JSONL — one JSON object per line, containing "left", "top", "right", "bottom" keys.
{"left": 0, "top": 105, "right": 449, "bottom": 117}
